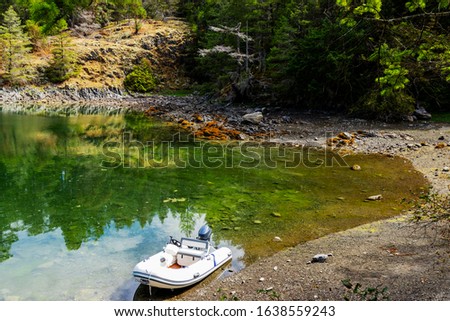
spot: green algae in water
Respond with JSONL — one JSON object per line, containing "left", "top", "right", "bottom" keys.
{"left": 0, "top": 112, "right": 428, "bottom": 299}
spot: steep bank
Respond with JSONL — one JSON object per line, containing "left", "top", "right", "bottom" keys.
{"left": 1, "top": 18, "right": 191, "bottom": 94}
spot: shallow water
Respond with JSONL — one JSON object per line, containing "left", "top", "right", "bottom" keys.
{"left": 0, "top": 112, "right": 427, "bottom": 300}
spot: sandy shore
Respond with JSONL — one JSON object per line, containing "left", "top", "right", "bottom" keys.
{"left": 168, "top": 112, "right": 450, "bottom": 301}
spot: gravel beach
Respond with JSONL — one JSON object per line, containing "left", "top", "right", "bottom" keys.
{"left": 165, "top": 108, "right": 450, "bottom": 301}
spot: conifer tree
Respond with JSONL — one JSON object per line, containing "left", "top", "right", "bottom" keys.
{"left": 46, "top": 22, "right": 79, "bottom": 83}
{"left": 0, "top": 6, "right": 34, "bottom": 85}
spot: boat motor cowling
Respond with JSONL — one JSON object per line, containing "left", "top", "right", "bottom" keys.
{"left": 197, "top": 224, "right": 212, "bottom": 241}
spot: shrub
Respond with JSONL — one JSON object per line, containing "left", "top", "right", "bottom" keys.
{"left": 410, "top": 193, "right": 450, "bottom": 242}
{"left": 124, "top": 58, "right": 157, "bottom": 93}
{"left": 351, "top": 90, "right": 415, "bottom": 121}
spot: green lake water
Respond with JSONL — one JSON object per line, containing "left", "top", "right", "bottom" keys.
{"left": 0, "top": 111, "right": 428, "bottom": 300}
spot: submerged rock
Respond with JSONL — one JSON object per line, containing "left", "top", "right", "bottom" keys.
{"left": 367, "top": 194, "right": 383, "bottom": 201}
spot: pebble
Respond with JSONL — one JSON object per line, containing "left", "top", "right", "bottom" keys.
{"left": 443, "top": 167, "right": 449, "bottom": 172}
{"left": 259, "top": 277, "right": 265, "bottom": 282}
{"left": 367, "top": 194, "right": 383, "bottom": 201}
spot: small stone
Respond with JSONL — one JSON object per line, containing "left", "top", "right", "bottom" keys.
{"left": 338, "top": 132, "right": 353, "bottom": 140}
{"left": 273, "top": 266, "right": 278, "bottom": 271}
{"left": 443, "top": 167, "right": 449, "bottom": 172}
{"left": 259, "top": 277, "right": 265, "bottom": 282}
{"left": 243, "top": 112, "right": 263, "bottom": 124}
{"left": 367, "top": 194, "right": 383, "bottom": 201}
{"left": 273, "top": 236, "right": 282, "bottom": 242}
{"left": 351, "top": 164, "right": 361, "bottom": 171}
{"left": 311, "top": 253, "right": 333, "bottom": 263}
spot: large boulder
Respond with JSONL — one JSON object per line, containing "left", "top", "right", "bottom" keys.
{"left": 413, "top": 106, "right": 432, "bottom": 120}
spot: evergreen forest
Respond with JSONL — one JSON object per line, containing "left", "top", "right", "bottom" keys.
{"left": 1, "top": 0, "right": 449, "bottom": 119}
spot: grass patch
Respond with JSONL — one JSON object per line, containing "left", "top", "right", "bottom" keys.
{"left": 431, "top": 112, "right": 450, "bottom": 123}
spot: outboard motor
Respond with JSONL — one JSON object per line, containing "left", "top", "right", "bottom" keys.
{"left": 197, "top": 224, "right": 212, "bottom": 241}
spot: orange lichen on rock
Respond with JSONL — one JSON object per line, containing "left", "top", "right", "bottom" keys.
{"left": 144, "top": 106, "right": 158, "bottom": 116}
{"left": 192, "top": 113, "right": 204, "bottom": 123}
{"left": 178, "top": 119, "right": 194, "bottom": 129}
{"left": 328, "top": 132, "right": 357, "bottom": 147}
{"left": 192, "top": 119, "right": 241, "bottom": 140}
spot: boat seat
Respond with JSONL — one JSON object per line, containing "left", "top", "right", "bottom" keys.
{"left": 180, "top": 237, "right": 209, "bottom": 250}
{"left": 177, "top": 238, "right": 209, "bottom": 267}
{"left": 177, "top": 247, "right": 205, "bottom": 258}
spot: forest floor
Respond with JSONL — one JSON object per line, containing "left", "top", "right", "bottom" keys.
{"left": 149, "top": 101, "right": 450, "bottom": 301}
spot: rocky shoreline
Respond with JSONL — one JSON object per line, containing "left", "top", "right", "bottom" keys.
{"left": 160, "top": 103, "right": 449, "bottom": 301}
{"left": 131, "top": 94, "right": 449, "bottom": 301}
{"left": 1, "top": 90, "right": 449, "bottom": 301}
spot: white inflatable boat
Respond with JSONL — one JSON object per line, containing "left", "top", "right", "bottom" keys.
{"left": 132, "top": 225, "right": 232, "bottom": 289}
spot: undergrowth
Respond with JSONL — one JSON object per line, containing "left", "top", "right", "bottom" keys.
{"left": 410, "top": 193, "right": 450, "bottom": 242}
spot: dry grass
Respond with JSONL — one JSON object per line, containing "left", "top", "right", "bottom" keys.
{"left": 25, "top": 19, "right": 191, "bottom": 90}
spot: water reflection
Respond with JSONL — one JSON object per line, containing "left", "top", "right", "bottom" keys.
{"left": 0, "top": 111, "right": 427, "bottom": 300}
